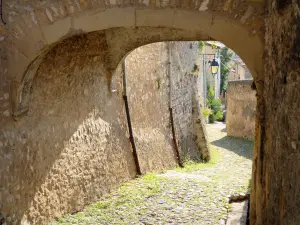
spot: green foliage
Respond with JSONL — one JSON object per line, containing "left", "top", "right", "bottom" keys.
{"left": 175, "top": 145, "right": 221, "bottom": 172}
{"left": 206, "top": 86, "right": 223, "bottom": 123}
{"left": 206, "top": 85, "right": 215, "bottom": 102}
{"left": 210, "top": 99, "right": 222, "bottom": 115}
{"left": 199, "top": 41, "right": 205, "bottom": 53}
{"left": 94, "top": 201, "right": 111, "bottom": 209}
{"left": 202, "top": 108, "right": 212, "bottom": 117}
{"left": 215, "top": 111, "right": 224, "bottom": 121}
{"left": 209, "top": 114, "right": 216, "bottom": 123}
{"left": 210, "top": 41, "right": 218, "bottom": 49}
{"left": 220, "top": 47, "right": 233, "bottom": 93}
{"left": 248, "top": 178, "right": 252, "bottom": 190}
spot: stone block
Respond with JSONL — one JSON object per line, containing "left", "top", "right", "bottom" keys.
{"left": 7, "top": 46, "right": 30, "bottom": 80}
{"left": 73, "top": 8, "right": 135, "bottom": 33}
{"left": 226, "top": 80, "right": 256, "bottom": 139}
{"left": 173, "top": 10, "right": 211, "bottom": 31}
{"left": 12, "top": 27, "right": 47, "bottom": 61}
{"left": 41, "top": 17, "right": 72, "bottom": 44}
{"left": 136, "top": 9, "right": 175, "bottom": 28}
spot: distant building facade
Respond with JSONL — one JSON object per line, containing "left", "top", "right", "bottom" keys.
{"left": 229, "top": 55, "right": 252, "bottom": 81}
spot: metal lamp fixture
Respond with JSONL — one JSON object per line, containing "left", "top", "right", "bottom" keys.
{"left": 209, "top": 58, "right": 219, "bottom": 76}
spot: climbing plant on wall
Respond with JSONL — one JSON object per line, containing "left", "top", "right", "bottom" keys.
{"left": 220, "top": 47, "right": 233, "bottom": 93}
{"left": 199, "top": 41, "right": 205, "bottom": 53}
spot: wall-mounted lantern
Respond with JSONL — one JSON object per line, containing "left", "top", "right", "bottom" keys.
{"left": 209, "top": 58, "right": 219, "bottom": 76}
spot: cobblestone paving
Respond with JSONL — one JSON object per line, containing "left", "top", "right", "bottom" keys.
{"left": 51, "top": 123, "right": 253, "bottom": 225}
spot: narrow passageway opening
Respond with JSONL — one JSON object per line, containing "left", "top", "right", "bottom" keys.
{"left": 47, "top": 40, "right": 256, "bottom": 225}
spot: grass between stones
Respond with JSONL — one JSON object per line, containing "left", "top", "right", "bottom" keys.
{"left": 52, "top": 174, "right": 170, "bottom": 225}
{"left": 51, "top": 123, "right": 253, "bottom": 225}
{"left": 175, "top": 145, "right": 221, "bottom": 172}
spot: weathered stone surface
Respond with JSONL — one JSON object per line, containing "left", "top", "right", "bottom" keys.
{"left": 226, "top": 80, "right": 256, "bottom": 140}
{"left": 227, "top": 201, "right": 249, "bottom": 225}
{"left": 0, "top": 0, "right": 265, "bottom": 122}
{"left": 251, "top": 2, "right": 300, "bottom": 225}
{"left": 125, "top": 41, "right": 210, "bottom": 166}
{"left": 2, "top": 1, "right": 299, "bottom": 225}
{"left": 125, "top": 42, "right": 176, "bottom": 173}
{"left": 0, "top": 35, "right": 210, "bottom": 224}
{"left": 169, "top": 41, "right": 210, "bottom": 160}
{"left": 136, "top": 9, "right": 175, "bottom": 27}
{"left": 41, "top": 17, "right": 72, "bottom": 44}
{"left": 73, "top": 8, "right": 135, "bottom": 33}
{"left": 0, "top": 32, "right": 136, "bottom": 225}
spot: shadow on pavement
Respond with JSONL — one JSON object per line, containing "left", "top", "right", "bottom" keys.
{"left": 221, "top": 127, "right": 226, "bottom": 132}
{"left": 211, "top": 136, "right": 253, "bottom": 160}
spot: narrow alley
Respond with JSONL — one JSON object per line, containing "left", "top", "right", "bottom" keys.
{"left": 1, "top": 2, "right": 299, "bottom": 224}
{"left": 51, "top": 123, "right": 253, "bottom": 225}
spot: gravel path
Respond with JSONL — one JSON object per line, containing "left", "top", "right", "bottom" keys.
{"left": 51, "top": 122, "right": 253, "bottom": 225}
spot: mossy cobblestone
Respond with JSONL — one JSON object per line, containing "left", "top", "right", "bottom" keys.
{"left": 51, "top": 123, "right": 253, "bottom": 225}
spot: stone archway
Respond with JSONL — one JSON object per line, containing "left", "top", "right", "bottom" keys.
{"left": 0, "top": 2, "right": 265, "bottom": 120}
{"left": 1, "top": 2, "right": 265, "bottom": 224}
{"left": 1, "top": 1, "right": 299, "bottom": 225}
{"left": 11, "top": 24, "right": 264, "bottom": 119}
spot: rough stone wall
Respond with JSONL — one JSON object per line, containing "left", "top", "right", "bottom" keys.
{"left": 251, "top": 2, "right": 300, "bottom": 225}
{"left": 0, "top": 36, "right": 210, "bottom": 224}
{"left": 169, "top": 41, "right": 210, "bottom": 160}
{"left": 0, "top": 0, "right": 268, "bottom": 224}
{"left": 226, "top": 80, "right": 256, "bottom": 140}
{"left": 0, "top": 0, "right": 265, "bottom": 127}
{"left": 125, "top": 42, "right": 176, "bottom": 173}
{"left": 0, "top": 32, "right": 137, "bottom": 225}
{"left": 125, "top": 41, "right": 210, "bottom": 165}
